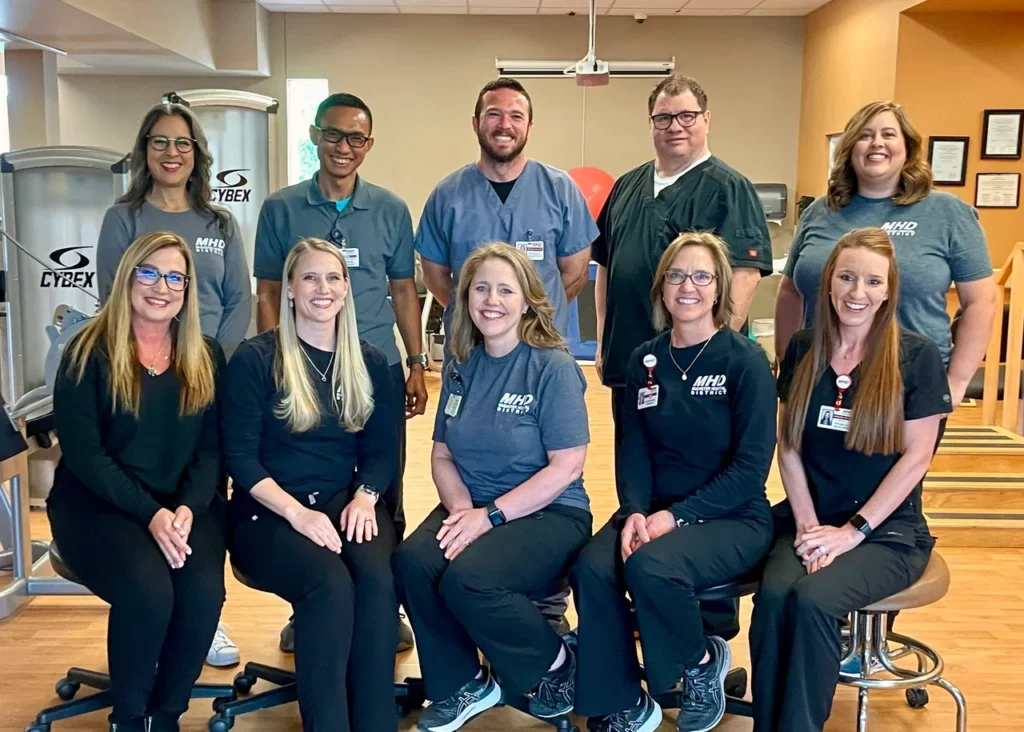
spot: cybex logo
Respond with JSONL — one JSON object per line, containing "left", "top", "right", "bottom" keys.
{"left": 41, "top": 246, "right": 94, "bottom": 288}
{"left": 880, "top": 221, "right": 918, "bottom": 237}
{"left": 691, "top": 374, "right": 727, "bottom": 396}
{"left": 497, "top": 392, "right": 535, "bottom": 414}
{"left": 195, "top": 237, "right": 226, "bottom": 256}
{"left": 211, "top": 168, "right": 252, "bottom": 204}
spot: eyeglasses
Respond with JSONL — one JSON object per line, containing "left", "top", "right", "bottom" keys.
{"left": 650, "top": 110, "right": 705, "bottom": 130}
{"left": 147, "top": 135, "right": 196, "bottom": 153}
{"left": 134, "top": 265, "right": 189, "bottom": 291}
{"left": 664, "top": 270, "right": 716, "bottom": 287}
{"left": 314, "top": 126, "right": 369, "bottom": 148}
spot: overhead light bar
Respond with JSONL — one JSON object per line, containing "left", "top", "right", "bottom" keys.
{"left": 495, "top": 58, "right": 675, "bottom": 80}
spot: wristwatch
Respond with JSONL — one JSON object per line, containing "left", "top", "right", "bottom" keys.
{"left": 849, "top": 513, "right": 872, "bottom": 538}
{"left": 486, "top": 502, "right": 507, "bottom": 527}
{"left": 356, "top": 484, "right": 380, "bottom": 504}
{"left": 406, "top": 353, "right": 429, "bottom": 368}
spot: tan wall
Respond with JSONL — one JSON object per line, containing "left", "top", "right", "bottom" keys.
{"left": 796, "top": 0, "right": 923, "bottom": 203}
{"left": 58, "top": 12, "right": 803, "bottom": 221}
{"left": 895, "top": 12, "right": 1024, "bottom": 265}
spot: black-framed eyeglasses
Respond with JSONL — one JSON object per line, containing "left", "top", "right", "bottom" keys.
{"left": 147, "top": 135, "right": 196, "bottom": 153}
{"left": 650, "top": 110, "right": 705, "bottom": 130}
{"left": 313, "top": 126, "right": 369, "bottom": 148}
{"left": 664, "top": 269, "right": 716, "bottom": 287}
{"left": 134, "top": 265, "right": 189, "bottom": 291}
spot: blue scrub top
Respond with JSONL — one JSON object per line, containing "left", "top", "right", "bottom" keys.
{"left": 414, "top": 160, "right": 598, "bottom": 337}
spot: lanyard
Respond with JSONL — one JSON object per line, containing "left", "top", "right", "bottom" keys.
{"left": 835, "top": 374, "right": 852, "bottom": 409}
{"left": 643, "top": 354, "right": 657, "bottom": 387}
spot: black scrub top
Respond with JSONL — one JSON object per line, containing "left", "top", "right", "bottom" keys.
{"left": 776, "top": 328, "right": 953, "bottom": 548}
{"left": 592, "top": 156, "right": 773, "bottom": 388}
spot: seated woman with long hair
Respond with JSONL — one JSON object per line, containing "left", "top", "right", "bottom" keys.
{"left": 47, "top": 231, "right": 227, "bottom": 732}
{"left": 221, "top": 237, "right": 400, "bottom": 732}
{"left": 393, "top": 242, "right": 592, "bottom": 732}
{"left": 750, "top": 227, "right": 953, "bottom": 732}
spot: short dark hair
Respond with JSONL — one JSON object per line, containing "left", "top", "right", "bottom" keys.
{"left": 648, "top": 75, "right": 708, "bottom": 114}
{"left": 474, "top": 78, "right": 533, "bottom": 123}
{"left": 315, "top": 93, "right": 373, "bottom": 134}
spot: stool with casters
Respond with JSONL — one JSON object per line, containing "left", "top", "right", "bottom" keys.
{"left": 839, "top": 551, "right": 966, "bottom": 732}
{"left": 24, "top": 542, "right": 236, "bottom": 732}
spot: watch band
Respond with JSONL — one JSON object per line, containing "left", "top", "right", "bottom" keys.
{"left": 849, "top": 513, "right": 872, "bottom": 537}
{"left": 406, "top": 353, "right": 428, "bottom": 368}
{"left": 356, "top": 485, "right": 380, "bottom": 504}
{"left": 486, "top": 502, "right": 506, "bottom": 527}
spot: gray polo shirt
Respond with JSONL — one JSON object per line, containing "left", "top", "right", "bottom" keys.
{"left": 253, "top": 174, "right": 415, "bottom": 366}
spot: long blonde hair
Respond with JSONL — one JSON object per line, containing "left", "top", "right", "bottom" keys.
{"left": 449, "top": 242, "right": 566, "bottom": 363}
{"left": 64, "top": 231, "right": 215, "bottom": 416}
{"left": 827, "top": 101, "right": 932, "bottom": 211}
{"left": 650, "top": 231, "right": 734, "bottom": 331}
{"left": 274, "top": 238, "right": 374, "bottom": 433}
{"left": 780, "top": 227, "right": 904, "bottom": 455}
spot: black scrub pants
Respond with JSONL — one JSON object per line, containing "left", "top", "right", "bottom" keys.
{"left": 46, "top": 483, "right": 226, "bottom": 727}
{"left": 609, "top": 385, "right": 741, "bottom": 639}
{"left": 570, "top": 513, "right": 773, "bottom": 718}
{"left": 749, "top": 534, "right": 931, "bottom": 732}
{"left": 228, "top": 489, "right": 398, "bottom": 732}
{"left": 388, "top": 362, "right": 407, "bottom": 540}
{"left": 393, "top": 503, "right": 592, "bottom": 700}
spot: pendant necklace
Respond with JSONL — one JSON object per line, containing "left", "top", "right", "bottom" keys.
{"left": 301, "top": 345, "right": 335, "bottom": 382}
{"left": 668, "top": 330, "right": 717, "bottom": 381}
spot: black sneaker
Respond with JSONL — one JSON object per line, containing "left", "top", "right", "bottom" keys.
{"left": 147, "top": 712, "right": 180, "bottom": 732}
{"left": 528, "top": 641, "right": 576, "bottom": 718}
{"left": 417, "top": 667, "right": 502, "bottom": 732}
{"left": 398, "top": 612, "right": 415, "bottom": 653}
{"left": 603, "top": 689, "right": 663, "bottom": 732}
{"left": 675, "top": 635, "right": 731, "bottom": 732}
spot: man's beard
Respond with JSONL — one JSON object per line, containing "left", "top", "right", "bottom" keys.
{"left": 478, "top": 128, "right": 528, "bottom": 164}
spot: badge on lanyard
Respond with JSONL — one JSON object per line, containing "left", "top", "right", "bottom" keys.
{"left": 515, "top": 229, "right": 545, "bottom": 261}
{"left": 819, "top": 374, "right": 853, "bottom": 432}
{"left": 341, "top": 247, "right": 360, "bottom": 269}
{"left": 637, "top": 353, "right": 659, "bottom": 409}
{"left": 444, "top": 394, "right": 462, "bottom": 417}
{"left": 444, "top": 365, "right": 464, "bottom": 417}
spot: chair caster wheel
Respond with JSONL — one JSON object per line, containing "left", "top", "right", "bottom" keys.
{"left": 209, "top": 717, "right": 234, "bottom": 732}
{"left": 25, "top": 725, "right": 50, "bottom": 732}
{"left": 906, "top": 687, "right": 929, "bottom": 708}
{"left": 232, "top": 672, "right": 255, "bottom": 694}
{"left": 55, "top": 679, "right": 80, "bottom": 701}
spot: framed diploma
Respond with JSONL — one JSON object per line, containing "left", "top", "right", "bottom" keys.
{"left": 982, "top": 110, "right": 1023, "bottom": 159}
{"left": 928, "top": 136, "right": 969, "bottom": 186}
{"left": 975, "top": 173, "right": 1020, "bottom": 209}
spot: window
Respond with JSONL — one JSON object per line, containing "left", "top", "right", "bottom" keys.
{"left": 287, "top": 78, "right": 328, "bottom": 186}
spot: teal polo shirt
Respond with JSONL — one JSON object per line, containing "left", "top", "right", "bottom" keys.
{"left": 254, "top": 173, "right": 415, "bottom": 366}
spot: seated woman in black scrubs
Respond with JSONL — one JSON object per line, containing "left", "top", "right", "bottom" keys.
{"left": 222, "top": 237, "right": 399, "bottom": 732}
{"left": 571, "top": 232, "right": 777, "bottom": 732}
{"left": 749, "top": 226, "right": 953, "bottom": 732}
{"left": 47, "top": 231, "right": 226, "bottom": 732}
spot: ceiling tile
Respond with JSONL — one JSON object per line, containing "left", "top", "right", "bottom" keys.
{"left": 328, "top": 4, "right": 400, "bottom": 10}
{"left": 397, "top": 4, "right": 467, "bottom": 10}
{"left": 677, "top": 6, "right": 749, "bottom": 12}
{"left": 537, "top": 5, "right": 609, "bottom": 13}
{"left": 609, "top": 0, "right": 683, "bottom": 8}
{"left": 396, "top": 0, "right": 465, "bottom": 5}
{"left": 745, "top": 6, "right": 809, "bottom": 13}
{"left": 260, "top": 3, "right": 328, "bottom": 10}
{"left": 754, "top": 0, "right": 828, "bottom": 8}
{"left": 469, "top": 5, "right": 540, "bottom": 11}
{"left": 469, "top": 0, "right": 540, "bottom": 6}
{"left": 540, "top": 0, "right": 613, "bottom": 7}
{"left": 683, "top": 0, "right": 761, "bottom": 7}
{"left": 605, "top": 6, "right": 681, "bottom": 14}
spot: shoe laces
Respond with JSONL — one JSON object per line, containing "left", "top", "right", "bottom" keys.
{"left": 681, "top": 669, "right": 709, "bottom": 710}
{"left": 533, "top": 667, "right": 571, "bottom": 709}
{"left": 211, "top": 622, "right": 236, "bottom": 652}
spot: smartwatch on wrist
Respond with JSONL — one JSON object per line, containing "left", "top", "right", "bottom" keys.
{"left": 406, "top": 353, "right": 429, "bottom": 369}
{"left": 849, "top": 513, "right": 872, "bottom": 538}
{"left": 356, "top": 485, "right": 380, "bottom": 504}
{"left": 486, "top": 502, "right": 506, "bottom": 527}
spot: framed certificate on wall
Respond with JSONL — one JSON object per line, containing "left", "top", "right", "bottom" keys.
{"left": 975, "top": 173, "right": 1020, "bottom": 209}
{"left": 982, "top": 110, "right": 1023, "bottom": 159}
{"left": 928, "top": 136, "right": 969, "bottom": 186}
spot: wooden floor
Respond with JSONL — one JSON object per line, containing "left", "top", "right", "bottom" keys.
{"left": 3, "top": 366, "right": 1023, "bottom": 731}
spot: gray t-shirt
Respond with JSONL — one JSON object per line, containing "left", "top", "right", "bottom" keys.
{"left": 433, "top": 341, "right": 591, "bottom": 512}
{"left": 786, "top": 191, "right": 992, "bottom": 364}
{"left": 97, "top": 202, "right": 252, "bottom": 358}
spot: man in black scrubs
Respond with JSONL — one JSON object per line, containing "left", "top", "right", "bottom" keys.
{"left": 592, "top": 74, "right": 773, "bottom": 638}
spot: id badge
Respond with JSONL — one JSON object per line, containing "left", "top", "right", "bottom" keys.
{"left": 515, "top": 240, "right": 545, "bottom": 261}
{"left": 444, "top": 394, "right": 462, "bottom": 417}
{"left": 817, "top": 405, "right": 851, "bottom": 432}
{"left": 341, "top": 247, "right": 360, "bottom": 268}
{"left": 637, "top": 385, "right": 659, "bottom": 410}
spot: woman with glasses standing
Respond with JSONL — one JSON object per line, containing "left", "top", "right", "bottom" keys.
{"left": 571, "top": 232, "right": 776, "bottom": 732}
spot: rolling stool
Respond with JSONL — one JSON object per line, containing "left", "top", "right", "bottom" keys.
{"left": 839, "top": 551, "right": 966, "bottom": 732}
{"left": 25, "top": 542, "right": 236, "bottom": 732}
{"left": 206, "top": 564, "right": 426, "bottom": 732}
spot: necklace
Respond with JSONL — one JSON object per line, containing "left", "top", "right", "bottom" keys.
{"left": 667, "top": 330, "right": 717, "bottom": 381}
{"left": 146, "top": 352, "right": 169, "bottom": 377}
{"left": 301, "top": 344, "right": 335, "bottom": 382}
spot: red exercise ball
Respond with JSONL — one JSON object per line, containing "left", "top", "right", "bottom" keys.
{"left": 568, "top": 166, "right": 615, "bottom": 220}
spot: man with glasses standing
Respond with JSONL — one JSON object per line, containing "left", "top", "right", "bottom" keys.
{"left": 252, "top": 92, "right": 424, "bottom": 654}
{"left": 592, "top": 75, "right": 772, "bottom": 642}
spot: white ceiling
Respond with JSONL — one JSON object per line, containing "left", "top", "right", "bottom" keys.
{"left": 257, "top": 0, "right": 830, "bottom": 16}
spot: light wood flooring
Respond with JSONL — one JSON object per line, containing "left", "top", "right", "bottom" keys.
{"left": 2, "top": 367, "right": 1022, "bottom": 731}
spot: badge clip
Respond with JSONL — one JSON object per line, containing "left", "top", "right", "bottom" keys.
{"left": 835, "top": 374, "right": 852, "bottom": 409}
{"left": 642, "top": 353, "right": 658, "bottom": 388}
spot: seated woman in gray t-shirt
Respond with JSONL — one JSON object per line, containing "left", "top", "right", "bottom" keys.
{"left": 394, "top": 242, "right": 592, "bottom": 732}
{"left": 97, "top": 102, "right": 252, "bottom": 361}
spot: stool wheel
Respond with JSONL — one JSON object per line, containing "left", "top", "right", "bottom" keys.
{"left": 55, "top": 679, "right": 80, "bottom": 701}
{"left": 232, "top": 672, "right": 256, "bottom": 694}
{"left": 208, "top": 716, "right": 234, "bottom": 732}
{"left": 906, "top": 687, "right": 929, "bottom": 708}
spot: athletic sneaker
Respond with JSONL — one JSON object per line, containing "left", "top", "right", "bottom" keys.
{"left": 205, "top": 623, "right": 240, "bottom": 667}
{"left": 600, "top": 690, "right": 663, "bottom": 732}
{"left": 528, "top": 641, "right": 577, "bottom": 718}
{"left": 675, "top": 635, "right": 731, "bottom": 732}
{"left": 416, "top": 667, "right": 502, "bottom": 732}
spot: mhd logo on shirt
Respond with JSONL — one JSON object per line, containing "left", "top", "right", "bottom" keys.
{"left": 195, "top": 237, "right": 226, "bottom": 256}
{"left": 880, "top": 221, "right": 918, "bottom": 237}
{"left": 498, "top": 392, "right": 535, "bottom": 415}
{"left": 690, "top": 374, "right": 727, "bottom": 396}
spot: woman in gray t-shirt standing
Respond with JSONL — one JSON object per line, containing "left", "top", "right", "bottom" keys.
{"left": 97, "top": 102, "right": 252, "bottom": 362}
{"left": 775, "top": 101, "right": 994, "bottom": 409}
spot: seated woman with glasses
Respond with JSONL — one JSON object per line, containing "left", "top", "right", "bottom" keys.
{"left": 749, "top": 228, "right": 952, "bottom": 732}
{"left": 222, "top": 237, "right": 401, "bottom": 732}
{"left": 571, "top": 231, "right": 776, "bottom": 732}
{"left": 47, "top": 232, "right": 228, "bottom": 732}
